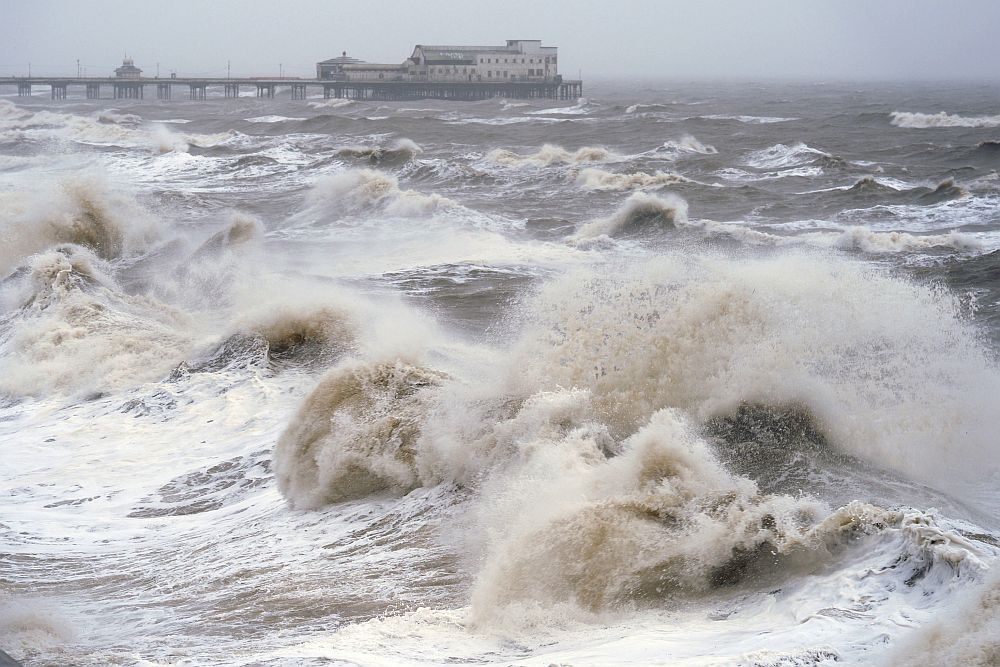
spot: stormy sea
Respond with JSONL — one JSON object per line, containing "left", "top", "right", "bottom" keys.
{"left": 1, "top": 79, "right": 999, "bottom": 666}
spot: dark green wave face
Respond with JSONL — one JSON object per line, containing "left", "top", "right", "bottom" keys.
{"left": 1, "top": 79, "right": 999, "bottom": 667}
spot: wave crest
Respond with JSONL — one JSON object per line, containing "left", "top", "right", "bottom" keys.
{"left": 574, "top": 168, "right": 692, "bottom": 191}
{"left": 572, "top": 192, "right": 689, "bottom": 241}
{"left": 307, "top": 169, "right": 456, "bottom": 217}
{"left": 487, "top": 144, "right": 621, "bottom": 167}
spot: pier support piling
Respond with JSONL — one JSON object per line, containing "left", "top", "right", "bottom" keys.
{"left": 113, "top": 83, "right": 143, "bottom": 99}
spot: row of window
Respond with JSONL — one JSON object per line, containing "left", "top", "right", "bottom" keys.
{"left": 427, "top": 67, "right": 550, "bottom": 76}
{"left": 477, "top": 56, "right": 555, "bottom": 65}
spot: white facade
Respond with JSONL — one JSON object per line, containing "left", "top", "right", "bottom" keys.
{"left": 328, "top": 39, "right": 559, "bottom": 83}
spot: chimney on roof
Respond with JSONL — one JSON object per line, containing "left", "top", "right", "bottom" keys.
{"left": 343, "top": 51, "right": 347, "bottom": 57}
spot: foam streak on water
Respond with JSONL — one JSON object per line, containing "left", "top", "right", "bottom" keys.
{"left": 2, "top": 80, "right": 1000, "bottom": 666}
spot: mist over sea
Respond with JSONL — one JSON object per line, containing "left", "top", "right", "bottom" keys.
{"left": 2, "top": 79, "right": 1000, "bottom": 666}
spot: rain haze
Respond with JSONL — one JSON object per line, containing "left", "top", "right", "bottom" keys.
{"left": 4, "top": 2, "right": 1000, "bottom": 667}
{"left": 2, "top": 0, "right": 1000, "bottom": 80}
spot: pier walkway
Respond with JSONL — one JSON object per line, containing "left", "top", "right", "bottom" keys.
{"left": 0, "top": 77, "right": 583, "bottom": 101}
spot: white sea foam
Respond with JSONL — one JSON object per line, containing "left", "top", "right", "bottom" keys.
{"left": 245, "top": 115, "right": 307, "bottom": 123}
{"left": 702, "top": 114, "right": 797, "bottom": 124}
{"left": 525, "top": 99, "right": 590, "bottom": 116}
{"left": 744, "top": 142, "right": 829, "bottom": 169}
{"left": 891, "top": 111, "right": 1000, "bottom": 129}
{"left": 654, "top": 134, "right": 718, "bottom": 158}
{"left": 308, "top": 98, "right": 355, "bottom": 109}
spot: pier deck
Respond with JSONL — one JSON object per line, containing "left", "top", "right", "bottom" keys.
{"left": 0, "top": 77, "right": 583, "bottom": 101}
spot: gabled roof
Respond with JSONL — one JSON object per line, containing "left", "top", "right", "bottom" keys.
{"left": 319, "top": 55, "right": 365, "bottom": 65}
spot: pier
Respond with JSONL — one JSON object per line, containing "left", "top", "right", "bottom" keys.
{"left": 0, "top": 77, "right": 583, "bottom": 101}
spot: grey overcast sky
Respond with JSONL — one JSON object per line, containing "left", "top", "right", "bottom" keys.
{"left": 2, "top": 0, "right": 999, "bottom": 81}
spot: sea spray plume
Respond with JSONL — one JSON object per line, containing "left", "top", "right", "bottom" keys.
{"left": 571, "top": 191, "right": 689, "bottom": 241}
{"left": 230, "top": 285, "right": 360, "bottom": 367}
{"left": 0, "top": 175, "right": 160, "bottom": 275}
{"left": 486, "top": 144, "right": 622, "bottom": 167}
{"left": 155, "top": 212, "right": 266, "bottom": 310}
{"left": 273, "top": 359, "right": 445, "bottom": 509}
{"left": 307, "top": 168, "right": 456, "bottom": 217}
{"left": 0, "top": 247, "right": 195, "bottom": 397}
{"left": 192, "top": 213, "right": 264, "bottom": 256}
{"left": 509, "top": 252, "right": 1000, "bottom": 498}
{"left": 151, "top": 123, "right": 189, "bottom": 153}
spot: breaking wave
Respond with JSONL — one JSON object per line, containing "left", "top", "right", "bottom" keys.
{"left": 274, "top": 360, "right": 444, "bottom": 509}
{"left": 571, "top": 192, "right": 689, "bottom": 240}
{"left": 469, "top": 406, "right": 831, "bottom": 619}
{"left": 655, "top": 134, "right": 718, "bottom": 158}
{"left": 890, "top": 111, "right": 1000, "bottom": 129}
{"left": 820, "top": 227, "right": 981, "bottom": 254}
{"left": 506, "top": 253, "right": 1000, "bottom": 499}
{"left": 0, "top": 247, "right": 195, "bottom": 397}
{"left": 335, "top": 138, "right": 423, "bottom": 165}
{"left": 306, "top": 169, "right": 456, "bottom": 217}
{"left": 0, "top": 176, "right": 160, "bottom": 276}
{"left": 486, "top": 144, "right": 621, "bottom": 167}
{"left": 574, "top": 167, "right": 692, "bottom": 191}
{"left": 232, "top": 298, "right": 356, "bottom": 366}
